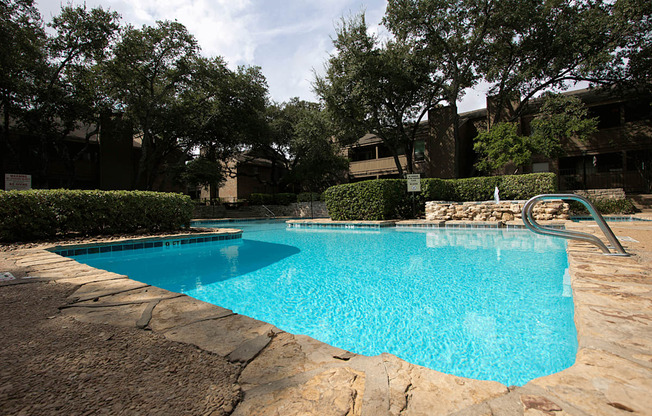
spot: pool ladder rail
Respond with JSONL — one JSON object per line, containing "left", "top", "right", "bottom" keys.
{"left": 262, "top": 205, "right": 276, "bottom": 219}
{"left": 522, "top": 194, "right": 630, "bottom": 256}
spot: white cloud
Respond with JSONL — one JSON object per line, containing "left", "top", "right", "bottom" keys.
{"left": 33, "top": 0, "right": 393, "bottom": 103}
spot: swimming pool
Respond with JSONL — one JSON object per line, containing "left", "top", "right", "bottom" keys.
{"left": 69, "top": 220, "right": 576, "bottom": 386}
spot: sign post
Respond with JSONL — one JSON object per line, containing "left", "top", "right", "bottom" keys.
{"left": 5, "top": 174, "right": 32, "bottom": 191}
{"left": 406, "top": 173, "right": 421, "bottom": 218}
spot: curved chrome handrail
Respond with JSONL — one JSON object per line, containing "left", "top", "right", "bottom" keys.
{"left": 522, "top": 194, "right": 629, "bottom": 256}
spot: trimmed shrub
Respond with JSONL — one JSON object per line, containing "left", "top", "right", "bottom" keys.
{"left": 324, "top": 179, "right": 406, "bottom": 220}
{"left": 420, "top": 178, "right": 454, "bottom": 201}
{"left": 448, "top": 176, "right": 502, "bottom": 202}
{"left": 568, "top": 197, "right": 637, "bottom": 215}
{"left": 274, "top": 193, "right": 298, "bottom": 205}
{"left": 500, "top": 173, "right": 557, "bottom": 200}
{"left": 248, "top": 193, "right": 274, "bottom": 205}
{"left": 0, "top": 189, "right": 193, "bottom": 242}
{"left": 297, "top": 192, "right": 321, "bottom": 202}
{"left": 323, "top": 173, "right": 559, "bottom": 220}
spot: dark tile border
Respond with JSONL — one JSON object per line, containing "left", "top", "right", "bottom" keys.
{"left": 287, "top": 222, "right": 393, "bottom": 230}
{"left": 570, "top": 215, "right": 652, "bottom": 222}
{"left": 49, "top": 232, "right": 242, "bottom": 257}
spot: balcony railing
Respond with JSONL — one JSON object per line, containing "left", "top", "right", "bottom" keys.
{"left": 350, "top": 155, "right": 407, "bottom": 177}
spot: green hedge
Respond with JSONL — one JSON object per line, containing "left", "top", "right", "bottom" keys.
{"left": 324, "top": 180, "right": 407, "bottom": 220}
{"left": 568, "top": 197, "right": 637, "bottom": 215}
{"left": 297, "top": 192, "right": 322, "bottom": 202}
{"left": 0, "top": 189, "right": 193, "bottom": 242}
{"left": 324, "top": 173, "right": 558, "bottom": 220}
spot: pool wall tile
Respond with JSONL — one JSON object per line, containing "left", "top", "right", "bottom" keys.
{"left": 49, "top": 231, "right": 242, "bottom": 257}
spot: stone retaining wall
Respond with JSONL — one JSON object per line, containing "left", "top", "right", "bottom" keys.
{"left": 193, "top": 202, "right": 328, "bottom": 219}
{"left": 425, "top": 200, "right": 570, "bottom": 222}
{"left": 572, "top": 188, "right": 626, "bottom": 200}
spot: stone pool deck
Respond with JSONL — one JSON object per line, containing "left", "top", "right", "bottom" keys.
{"left": 2, "top": 220, "right": 652, "bottom": 415}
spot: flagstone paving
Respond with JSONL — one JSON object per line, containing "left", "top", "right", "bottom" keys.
{"left": 1, "top": 222, "right": 651, "bottom": 415}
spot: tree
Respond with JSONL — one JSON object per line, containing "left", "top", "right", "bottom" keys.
{"left": 257, "top": 98, "right": 348, "bottom": 193}
{"left": 279, "top": 100, "right": 349, "bottom": 192}
{"left": 474, "top": 93, "right": 598, "bottom": 173}
{"left": 606, "top": 0, "right": 652, "bottom": 93}
{"left": 24, "top": 5, "right": 120, "bottom": 186}
{"left": 0, "top": 0, "right": 45, "bottom": 180}
{"left": 315, "top": 13, "right": 442, "bottom": 176}
{"left": 177, "top": 157, "right": 225, "bottom": 190}
{"left": 529, "top": 93, "right": 598, "bottom": 159}
{"left": 473, "top": 122, "right": 532, "bottom": 173}
{"left": 384, "top": 0, "right": 496, "bottom": 176}
{"left": 482, "top": 0, "right": 652, "bottom": 122}
{"left": 105, "top": 20, "right": 200, "bottom": 190}
{"left": 177, "top": 58, "right": 269, "bottom": 163}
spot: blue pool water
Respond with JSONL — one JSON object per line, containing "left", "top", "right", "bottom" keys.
{"left": 70, "top": 220, "right": 576, "bottom": 386}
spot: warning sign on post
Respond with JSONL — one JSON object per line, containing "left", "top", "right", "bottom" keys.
{"left": 5, "top": 174, "right": 32, "bottom": 191}
{"left": 406, "top": 174, "right": 421, "bottom": 192}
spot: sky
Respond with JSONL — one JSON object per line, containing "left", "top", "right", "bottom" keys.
{"left": 35, "top": 0, "right": 491, "bottom": 113}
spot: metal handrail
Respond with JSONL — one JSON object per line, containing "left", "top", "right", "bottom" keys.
{"left": 261, "top": 205, "right": 276, "bottom": 219}
{"left": 522, "top": 194, "right": 629, "bottom": 256}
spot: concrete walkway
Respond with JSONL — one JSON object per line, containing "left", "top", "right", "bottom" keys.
{"left": 2, "top": 220, "right": 651, "bottom": 415}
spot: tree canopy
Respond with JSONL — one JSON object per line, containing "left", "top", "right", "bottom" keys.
{"left": 316, "top": 14, "right": 442, "bottom": 176}
{"left": 474, "top": 94, "right": 599, "bottom": 173}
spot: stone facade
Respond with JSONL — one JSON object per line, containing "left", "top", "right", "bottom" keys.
{"left": 425, "top": 200, "right": 570, "bottom": 222}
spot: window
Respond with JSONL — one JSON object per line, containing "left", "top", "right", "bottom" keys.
{"left": 532, "top": 162, "right": 549, "bottom": 173}
{"left": 351, "top": 145, "right": 376, "bottom": 161}
{"left": 589, "top": 103, "right": 621, "bottom": 129}
{"left": 414, "top": 140, "right": 425, "bottom": 161}
{"left": 624, "top": 99, "right": 652, "bottom": 123}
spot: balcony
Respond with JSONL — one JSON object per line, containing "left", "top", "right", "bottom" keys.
{"left": 350, "top": 155, "right": 407, "bottom": 178}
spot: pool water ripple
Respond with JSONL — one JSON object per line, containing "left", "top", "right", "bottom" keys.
{"left": 71, "top": 221, "right": 576, "bottom": 386}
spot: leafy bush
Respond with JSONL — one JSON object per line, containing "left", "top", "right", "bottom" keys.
{"left": 499, "top": 173, "right": 557, "bottom": 200}
{"left": 0, "top": 189, "right": 193, "bottom": 242}
{"left": 448, "top": 176, "right": 502, "bottom": 201}
{"left": 274, "top": 193, "right": 298, "bottom": 205}
{"left": 323, "top": 173, "right": 559, "bottom": 220}
{"left": 297, "top": 192, "right": 321, "bottom": 202}
{"left": 568, "top": 197, "right": 637, "bottom": 215}
{"left": 324, "top": 179, "right": 406, "bottom": 220}
{"left": 248, "top": 193, "right": 298, "bottom": 205}
{"left": 248, "top": 193, "right": 274, "bottom": 205}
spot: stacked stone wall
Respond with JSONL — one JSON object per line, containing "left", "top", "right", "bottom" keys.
{"left": 572, "top": 188, "right": 626, "bottom": 200}
{"left": 425, "top": 200, "right": 570, "bottom": 222}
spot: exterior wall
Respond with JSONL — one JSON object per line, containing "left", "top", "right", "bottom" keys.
{"left": 217, "top": 158, "right": 285, "bottom": 202}
{"left": 344, "top": 88, "right": 651, "bottom": 192}
{"left": 427, "top": 106, "right": 456, "bottom": 178}
{"left": 425, "top": 200, "right": 570, "bottom": 222}
{"left": 100, "top": 113, "right": 134, "bottom": 190}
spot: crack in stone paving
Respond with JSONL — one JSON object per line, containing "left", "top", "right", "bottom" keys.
{"left": 159, "top": 312, "right": 237, "bottom": 333}
{"left": 68, "top": 284, "right": 151, "bottom": 303}
{"left": 59, "top": 294, "right": 185, "bottom": 310}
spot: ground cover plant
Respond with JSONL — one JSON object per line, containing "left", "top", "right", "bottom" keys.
{"left": 0, "top": 190, "right": 193, "bottom": 242}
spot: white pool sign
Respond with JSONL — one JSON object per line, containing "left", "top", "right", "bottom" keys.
{"left": 5, "top": 174, "right": 32, "bottom": 191}
{"left": 406, "top": 173, "right": 421, "bottom": 192}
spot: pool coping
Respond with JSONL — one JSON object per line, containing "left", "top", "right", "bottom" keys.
{"left": 4, "top": 221, "right": 651, "bottom": 415}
